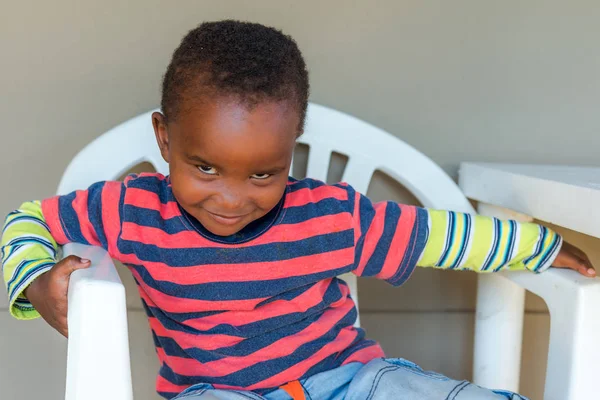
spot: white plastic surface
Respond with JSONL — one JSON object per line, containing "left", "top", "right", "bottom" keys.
{"left": 459, "top": 162, "right": 600, "bottom": 239}
{"left": 301, "top": 105, "right": 474, "bottom": 213}
{"left": 64, "top": 243, "right": 132, "bottom": 400}
{"left": 57, "top": 109, "right": 167, "bottom": 195}
{"left": 460, "top": 162, "right": 600, "bottom": 399}
{"left": 59, "top": 103, "right": 475, "bottom": 399}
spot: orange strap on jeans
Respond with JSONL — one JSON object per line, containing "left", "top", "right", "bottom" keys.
{"left": 279, "top": 380, "right": 306, "bottom": 400}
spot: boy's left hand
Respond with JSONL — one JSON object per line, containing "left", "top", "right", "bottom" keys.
{"left": 552, "top": 241, "right": 596, "bottom": 277}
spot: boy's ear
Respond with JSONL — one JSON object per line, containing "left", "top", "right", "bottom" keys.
{"left": 152, "top": 112, "right": 170, "bottom": 163}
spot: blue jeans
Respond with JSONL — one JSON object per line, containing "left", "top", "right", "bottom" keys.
{"left": 172, "top": 358, "right": 528, "bottom": 400}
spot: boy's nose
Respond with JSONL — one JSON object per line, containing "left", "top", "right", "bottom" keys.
{"left": 217, "top": 188, "right": 245, "bottom": 212}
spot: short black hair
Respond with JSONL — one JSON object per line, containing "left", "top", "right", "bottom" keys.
{"left": 161, "top": 20, "right": 310, "bottom": 133}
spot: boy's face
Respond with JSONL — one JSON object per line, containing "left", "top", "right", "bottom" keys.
{"left": 152, "top": 97, "right": 299, "bottom": 237}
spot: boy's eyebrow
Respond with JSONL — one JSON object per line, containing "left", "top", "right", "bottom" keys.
{"left": 185, "top": 154, "right": 216, "bottom": 166}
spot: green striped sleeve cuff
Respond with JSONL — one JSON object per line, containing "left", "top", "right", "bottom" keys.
{"left": 418, "top": 210, "right": 562, "bottom": 273}
{"left": 2, "top": 201, "right": 58, "bottom": 319}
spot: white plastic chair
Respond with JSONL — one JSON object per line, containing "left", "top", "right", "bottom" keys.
{"left": 55, "top": 103, "right": 589, "bottom": 400}
{"left": 59, "top": 103, "right": 474, "bottom": 400}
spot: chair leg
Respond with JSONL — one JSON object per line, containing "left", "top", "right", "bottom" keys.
{"left": 506, "top": 267, "right": 600, "bottom": 400}
{"left": 544, "top": 290, "right": 587, "bottom": 399}
{"left": 473, "top": 274, "right": 525, "bottom": 392}
{"left": 472, "top": 203, "right": 531, "bottom": 392}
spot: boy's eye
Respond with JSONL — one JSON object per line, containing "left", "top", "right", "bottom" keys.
{"left": 251, "top": 173, "right": 271, "bottom": 180}
{"left": 198, "top": 165, "right": 217, "bottom": 175}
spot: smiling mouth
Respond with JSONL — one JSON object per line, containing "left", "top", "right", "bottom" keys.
{"left": 207, "top": 212, "right": 246, "bottom": 226}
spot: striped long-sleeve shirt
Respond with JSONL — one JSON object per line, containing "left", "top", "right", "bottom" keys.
{"left": 1, "top": 174, "right": 562, "bottom": 398}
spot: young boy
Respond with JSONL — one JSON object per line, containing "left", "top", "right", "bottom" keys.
{"left": 1, "top": 20, "right": 595, "bottom": 400}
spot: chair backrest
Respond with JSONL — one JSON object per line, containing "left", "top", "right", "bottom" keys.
{"left": 58, "top": 102, "right": 475, "bottom": 323}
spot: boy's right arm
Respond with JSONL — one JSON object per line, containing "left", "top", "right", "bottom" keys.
{"left": 1, "top": 201, "right": 58, "bottom": 319}
{"left": 1, "top": 181, "right": 126, "bottom": 334}
{"left": 2, "top": 201, "right": 92, "bottom": 336}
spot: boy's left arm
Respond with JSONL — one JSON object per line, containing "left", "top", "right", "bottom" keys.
{"left": 419, "top": 209, "right": 595, "bottom": 277}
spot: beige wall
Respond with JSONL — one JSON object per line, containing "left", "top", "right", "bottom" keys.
{"left": 1, "top": 1, "right": 599, "bottom": 399}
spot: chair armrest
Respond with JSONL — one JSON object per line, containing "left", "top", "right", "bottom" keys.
{"left": 64, "top": 243, "right": 133, "bottom": 400}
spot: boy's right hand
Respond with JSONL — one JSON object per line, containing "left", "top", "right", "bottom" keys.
{"left": 23, "top": 256, "right": 91, "bottom": 338}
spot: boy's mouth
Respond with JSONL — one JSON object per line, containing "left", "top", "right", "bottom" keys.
{"left": 206, "top": 211, "right": 247, "bottom": 226}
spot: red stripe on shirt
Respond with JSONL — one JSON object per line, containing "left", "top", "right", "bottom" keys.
{"left": 353, "top": 201, "right": 387, "bottom": 276}
{"left": 284, "top": 185, "right": 348, "bottom": 208}
{"left": 125, "top": 187, "right": 182, "bottom": 220}
{"left": 149, "top": 317, "right": 244, "bottom": 351}
{"left": 70, "top": 190, "right": 98, "bottom": 246}
{"left": 128, "top": 248, "right": 353, "bottom": 285}
{"left": 352, "top": 191, "right": 362, "bottom": 247}
{"left": 101, "top": 181, "right": 124, "bottom": 257}
{"left": 120, "top": 212, "right": 351, "bottom": 250}
{"left": 376, "top": 205, "right": 417, "bottom": 280}
{"left": 155, "top": 375, "right": 189, "bottom": 394}
{"left": 41, "top": 197, "right": 69, "bottom": 245}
